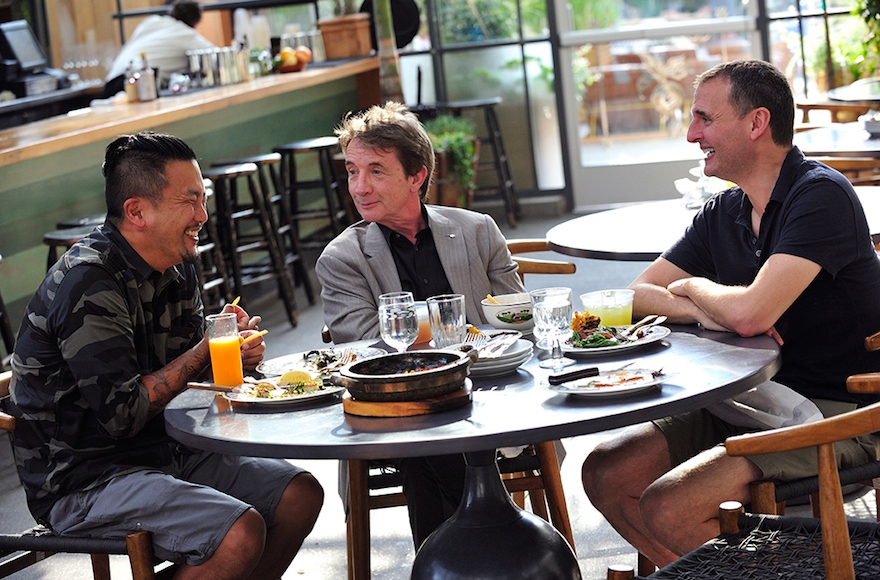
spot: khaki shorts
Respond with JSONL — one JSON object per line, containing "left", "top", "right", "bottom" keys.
{"left": 653, "top": 398, "right": 880, "bottom": 481}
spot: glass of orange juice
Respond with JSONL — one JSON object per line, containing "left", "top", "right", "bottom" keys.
{"left": 207, "top": 313, "right": 244, "bottom": 386}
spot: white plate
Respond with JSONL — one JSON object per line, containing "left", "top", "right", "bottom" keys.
{"left": 256, "top": 347, "right": 386, "bottom": 376}
{"left": 223, "top": 385, "right": 345, "bottom": 405}
{"left": 475, "top": 338, "right": 532, "bottom": 362}
{"left": 546, "top": 369, "right": 669, "bottom": 397}
{"left": 472, "top": 348, "right": 533, "bottom": 371}
{"left": 470, "top": 350, "right": 533, "bottom": 377}
{"left": 562, "top": 326, "right": 671, "bottom": 356}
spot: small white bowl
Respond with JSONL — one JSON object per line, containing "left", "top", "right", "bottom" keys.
{"left": 864, "top": 119, "right": 880, "bottom": 138}
{"left": 481, "top": 292, "right": 534, "bottom": 331}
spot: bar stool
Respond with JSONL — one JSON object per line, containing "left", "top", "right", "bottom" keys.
{"left": 56, "top": 213, "right": 106, "bottom": 229}
{"left": 202, "top": 162, "right": 299, "bottom": 327}
{"left": 211, "top": 153, "right": 316, "bottom": 305}
{"left": 0, "top": 255, "right": 15, "bottom": 368}
{"left": 194, "top": 184, "right": 235, "bottom": 314}
{"left": 42, "top": 225, "right": 95, "bottom": 271}
{"left": 441, "top": 97, "right": 521, "bottom": 228}
{"left": 273, "top": 136, "right": 352, "bottom": 249}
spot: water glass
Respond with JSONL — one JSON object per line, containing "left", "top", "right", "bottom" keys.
{"left": 529, "top": 288, "right": 572, "bottom": 350}
{"left": 530, "top": 289, "right": 575, "bottom": 370}
{"left": 207, "top": 313, "right": 244, "bottom": 386}
{"left": 427, "top": 294, "right": 466, "bottom": 348}
{"left": 379, "top": 292, "right": 419, "bottom": 353}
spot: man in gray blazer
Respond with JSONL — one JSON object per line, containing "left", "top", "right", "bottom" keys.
{"left": 315, "top": 101, "right": 525, "bottom": 547}
{"left": 316, "top": 105, "right": 524, "bottom": 344}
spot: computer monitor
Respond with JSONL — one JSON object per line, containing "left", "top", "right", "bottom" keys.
{"left": 0, "top": 20, "right": 48, "bottom": 74}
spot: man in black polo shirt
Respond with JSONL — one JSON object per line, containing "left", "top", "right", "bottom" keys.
{"left": 582, "top": 60, "right": 880, "bottom": 566}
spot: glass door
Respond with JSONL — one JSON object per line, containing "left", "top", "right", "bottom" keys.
{"left": 552, "top": 0, "right": 759, "bottom": 209}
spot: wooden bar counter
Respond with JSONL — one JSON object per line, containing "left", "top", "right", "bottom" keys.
{"left": 0, "top": 56, "right": 380, "bottom": 332}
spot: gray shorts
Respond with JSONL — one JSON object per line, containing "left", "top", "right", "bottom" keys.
{"left": 654, "top": 398, "right": 880, "bottom": 481}
{"left": 47, "top": 446, "right": 305, "bottom": 566}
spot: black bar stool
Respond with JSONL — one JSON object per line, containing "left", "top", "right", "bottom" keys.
{"left": 442, "top": 97, "right": 522, "bottom": 228}
{"left": 194, "top": 183, "right": 235, "bottom": 315}
{"left": 202, "top": 162, "right": 299, "bottom": 327}
{"left": 56, "top": 213, "right": 106, "bottom": 229}
{"left": 0, "top": 255, "right": 15, "bottom": 368}
{"left": 273, "top": 136, "right": 352, "bottom": 249}
{"left": 42, "top": 225, "right": 96, "bottom": 271}
{"left": 211, "top": 153, "right": 315, "bottom": 306}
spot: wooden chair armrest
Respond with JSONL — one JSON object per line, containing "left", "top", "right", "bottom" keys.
{"left": 512, "top": 256, "right": 577, "bottom": 276}
{"left": 847, "top": 372, "right": 880, "bottom": 394}
{"left": 725, "top": 400, "right": 880, "bottom": 457}
{"left": 506, "top": 239, "right": 550, "bottom": 254}
{"left": 0, "top": 370, "right": 10, "bottom": 397}
{"left": 865, "top": 330, "right": 880, "bottom": 352}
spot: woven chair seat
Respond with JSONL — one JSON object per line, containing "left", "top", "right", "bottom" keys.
{"left": 645, "top": 514, "right": 880, "bottom": 579}
{"left": 773, "top": 460, "right": 880, "bottom": 504}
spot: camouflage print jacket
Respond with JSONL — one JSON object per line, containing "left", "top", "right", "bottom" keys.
{"left": 7, "top": 221, "right": 203, "bottom": 523}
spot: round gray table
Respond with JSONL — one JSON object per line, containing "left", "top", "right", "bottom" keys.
{"left": 165, "top": 327, "right": 780, "bottom": 579}
{"left": 793, "top": 122, "right": 880, "bottom": 158}
{"left": 828, "top": 77, "right": 880, "bottom": 104}
{"left": 547, "top": 187, "right": 880, "bottom": 262}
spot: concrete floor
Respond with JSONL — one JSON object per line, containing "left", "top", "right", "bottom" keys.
{"left": 2, "top": 211, "right": 876, "bottom": 579}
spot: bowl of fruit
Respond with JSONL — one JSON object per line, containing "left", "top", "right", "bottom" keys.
{"left": 275, "top": 45, "right": 312, "bottom": 73}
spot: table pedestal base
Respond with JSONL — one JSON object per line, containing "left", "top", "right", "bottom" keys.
{"left": 410, "top": 450, "right": 581, "bottom": 580}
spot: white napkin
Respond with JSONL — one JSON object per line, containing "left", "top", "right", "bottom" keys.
{"left": 706, "top": 380, "right": 823, "bottom": 430}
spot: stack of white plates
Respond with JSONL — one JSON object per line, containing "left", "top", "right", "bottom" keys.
{"left": 470, "top": 339, "right": 534, "bottom": 378}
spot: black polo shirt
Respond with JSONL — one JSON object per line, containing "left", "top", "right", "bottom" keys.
{"left": 663, "top": 147, "right": 880, "bottom": 404}
{"left": 379, "top": 206, "right": 453, "bottom": 301}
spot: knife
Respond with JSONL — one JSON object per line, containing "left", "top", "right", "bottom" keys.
{"left": 187, "top": 382, "right": 236, "bottom": 392}
{"left": 548, "top": 366, "right": 599, "bottom": 385}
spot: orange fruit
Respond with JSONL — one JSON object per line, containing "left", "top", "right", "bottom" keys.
{"left": 294, "top": 45, "right": 312, "bottom": 65}
{"left": 279, "top": 46, "right": 298, "bottom": 67}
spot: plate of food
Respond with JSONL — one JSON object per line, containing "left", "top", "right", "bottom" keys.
{"left": 223, "top": 371, "right": 344, "bottom": 405}
{"left": 563, "top": 324, "right": 670, "bottom": 356}
{"left": 256, "top": 347, "right": 386, "bottom": 376}
{"left": 547, "top": 368, "right": 669, "bottom": 397}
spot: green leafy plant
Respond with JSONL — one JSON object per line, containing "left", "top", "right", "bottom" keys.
{"left": 424, "top": 115, "right": 478, "bottom": 204}
{"left": 856, "top": 0, "right": 880, "bottom": 78}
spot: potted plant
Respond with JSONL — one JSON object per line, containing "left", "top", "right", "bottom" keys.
{"left": 318, "top": 0, "right": 373, "bottom": 60}
{"left": 424, "top": 115, "right": 479, "bottom": 208}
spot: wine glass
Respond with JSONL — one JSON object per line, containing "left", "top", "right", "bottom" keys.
{"left": 533, "top": 296, "right": 575, "bottom": 371}
{"left": 529, "top": 287, "right": 572, "bottom": 350}
{"left": 378, "top": 292, "right": 419, "bottom": 353}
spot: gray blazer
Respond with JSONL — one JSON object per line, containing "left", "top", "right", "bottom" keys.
{"left": 316, "top": 205, "right": 525, "bottom": 344}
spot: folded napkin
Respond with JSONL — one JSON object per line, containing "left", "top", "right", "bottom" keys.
{"left": 706, "top": 380, "right": 823, "bottom": 430}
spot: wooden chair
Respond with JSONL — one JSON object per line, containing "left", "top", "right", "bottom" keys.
{"left": 612, "top": 333, "right": 880, "bottom": 580}
{"left": 0, "top": 371, "right": 174, "bottom": 579}
{"left": 810, "top": 156, "right": 880, "bottom": 186}
{"left": 346, "top": 441, "right": 573, "bottom": 580}
{"left": 342, "top": 242, "right": 577, "bottom": 579}
{"left": 795, "top": 101, "right": 871, "bottom": 133}
{"left": 506, "top": 238, "right": 576, "bottom": 282}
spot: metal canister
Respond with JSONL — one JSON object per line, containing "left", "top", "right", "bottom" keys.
{"left": 200, "top": 49, "right": 216, "bottom": 87}
{"left": 308, "top": 30, "right": 326, "bottom": 62}
{"left": 186, "top": 49, "right": 203, "bottom": 86}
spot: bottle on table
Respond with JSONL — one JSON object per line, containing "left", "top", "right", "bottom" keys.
{"left": 123, "top": 60, "right": 138, "bottom": 102}
{"left": 135, "top": 51, "right": 157, "bottom": 102}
